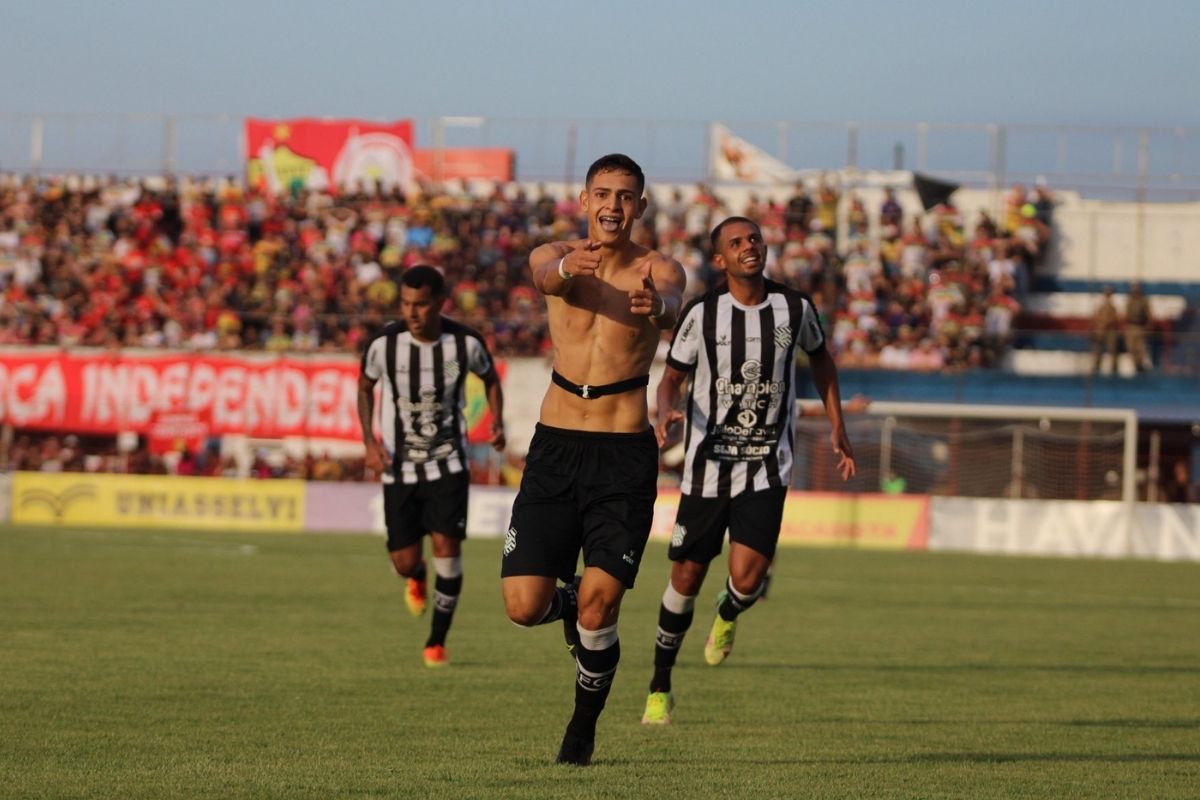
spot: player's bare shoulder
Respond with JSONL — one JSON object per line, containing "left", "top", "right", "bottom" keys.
{"left": 644, "top": 248, "right": 686, "bottom": 292}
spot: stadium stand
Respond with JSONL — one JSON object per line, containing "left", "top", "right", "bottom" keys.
{"left": 1, "top": 173, "right": 1196, "bottom": 493}
{"left": 0, "top": 174, "right": 1047, "bottom": 366}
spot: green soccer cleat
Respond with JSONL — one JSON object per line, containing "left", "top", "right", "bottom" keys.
{"left": 703, "top": 591, "right": 737, "bottom": 666}
{"left": 641, "top": 691, "right": 675, "bottom": 725}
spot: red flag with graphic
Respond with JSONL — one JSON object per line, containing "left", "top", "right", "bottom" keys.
{"left": 244, "top": 118, "right": 415, "bottom": 194}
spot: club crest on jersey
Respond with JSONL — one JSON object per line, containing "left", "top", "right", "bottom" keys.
{"left": 774, "top": 325, "right": 793, "bottom": 347}
{"left": 443, "top": 361, "right": 461, "bottom": 382}
{"left": 670, "top": 523, "right": 686, "bottom": 547}
{"left": 503, "top": 527, "right": 517, "bottom": 556}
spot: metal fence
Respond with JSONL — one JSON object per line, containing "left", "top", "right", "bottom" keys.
{"left": 3, "top": 113, "right": 1200, "bottom": 199}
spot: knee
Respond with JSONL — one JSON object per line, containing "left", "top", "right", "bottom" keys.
{"left": 504, "top": 600, "right": 545, "bottom": 627}
{"left": 502, "top": 584, "right": 552, "bottom": 627}
{"left": 577, "top": 595, "right": 619, "bottom": 631}
{"left": 388, "top": 550, "right": 419, "bottom": 578}
{"left": 728, "top": 564, "right": 769, "bottom": 596}
{"left": 671, "top": 561, "right": 707, "bottom": 596}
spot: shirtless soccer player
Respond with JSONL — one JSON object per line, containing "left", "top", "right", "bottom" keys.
{"left": 501, "top": 154, "right": 686, "bottom": 766}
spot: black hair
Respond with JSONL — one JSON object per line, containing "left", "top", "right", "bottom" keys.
{"left": 400, "top": 264, "right": 445, "bottom": 296}
{"left": 585, "top": 153, "right": 645, "bottom": 195}
{"left": 709, "top": 216, "right": 761, "bottom": 250}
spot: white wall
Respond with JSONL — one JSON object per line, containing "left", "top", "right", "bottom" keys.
{"left": 1053, "top": 200, "right": 1200, "bottom": 283}
{"left": 930, "top": 496, "right": 1200, "bottom": 561}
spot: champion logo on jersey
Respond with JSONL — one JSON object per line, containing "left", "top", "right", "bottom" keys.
{"left": 503, "top": 527, "right": 517, "bottom": 556}
{"left": 774, "top": 325, "right": 793, "bottom": 347}
{"left": 670, "top": 523, "right": 687, "bottom": 548}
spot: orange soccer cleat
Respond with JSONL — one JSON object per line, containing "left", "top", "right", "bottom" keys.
{"left": 422, "top": 644, "right": 449, "bottom": 668}
{"left": 405, "top": 575, "right": 427, "bottom": 617}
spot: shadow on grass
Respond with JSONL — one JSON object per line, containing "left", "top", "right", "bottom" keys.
{"left": 797, "top": 717, "right": 1200, "bottom": 729}
{"left": 722, "top": 661, "right": 1200, "bottom": 675}
{"left": 1064, "top": 718, "right": 1200, "bottom": 729}
{"left": 598, "top": 752, "right": 1200, "bottom": 766}
{"left": 894, "top": 752, "right": 1200, "bottom": 764}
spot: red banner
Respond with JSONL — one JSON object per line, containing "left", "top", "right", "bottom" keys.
{"left": 0, "top": 349, "right": 506, "bottom": 446}
{"left": 412, "top": 148, "right": 515, "bottom": 181}
{"left": 0, "top": 350, "right": 361, "bottom": 441}
{"left": 244, "top": 117, "right": 415, "bottom": 194}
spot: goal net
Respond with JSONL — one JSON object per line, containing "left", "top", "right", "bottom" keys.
{"left": 792, "top": 401, "right": 1137, "bottom": 502}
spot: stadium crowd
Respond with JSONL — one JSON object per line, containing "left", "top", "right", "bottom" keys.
{"left": 0, "top": 174, "right": 1051, "bottom": 367}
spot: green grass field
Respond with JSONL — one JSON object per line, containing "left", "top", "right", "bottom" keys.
{"left": 2, "top": 525, "right": 1198, "bottom": 799}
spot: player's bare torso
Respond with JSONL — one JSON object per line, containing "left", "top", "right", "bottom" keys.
{"left": 540, "top": 242, "right": 664, "bottom": 432}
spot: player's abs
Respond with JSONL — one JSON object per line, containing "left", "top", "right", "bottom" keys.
{"left": 541, "top": 314, "right": 657, "bottom": 433}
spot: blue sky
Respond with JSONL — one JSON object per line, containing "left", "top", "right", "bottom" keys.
{"left": 2, "top": 1, "right": 1198, "bottom": 182}
{"left": 4, "top": 0, "right": 1196, "bottom": 124}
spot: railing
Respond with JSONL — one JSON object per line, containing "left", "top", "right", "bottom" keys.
{"left": 3, "top": 113, "right": 1200, "bottom": 200}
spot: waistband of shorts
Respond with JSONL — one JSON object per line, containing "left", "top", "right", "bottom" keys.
{"left": 534, "top": 422, "right": 656, "bottom": 443}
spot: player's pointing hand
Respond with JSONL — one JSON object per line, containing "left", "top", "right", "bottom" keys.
{"left": 560, "top": 239, "right": 601, "bottom": 279}
{"left": 630, "top": 262, "right": 664, "bottom": 317}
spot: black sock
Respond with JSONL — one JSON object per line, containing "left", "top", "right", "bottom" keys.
{"left": 536, "top": 582, "right": 578, "bottom": 626}
{"left": 407, "top": 560, "right": 427, "bottom": 582}
{"left": 569, "top": 633, "right": 620, "bottom": 741}
{"left": 718, "top": 576, "right": 760, "bottom": 622}
{"left": 561, "top": 577, "right": 580, "bottom": 651}
{"left": 650, "top": 604, "right": 693, "bottom": 694}
{"left": 425, "top": 574, "right": 462, "bottom": 648}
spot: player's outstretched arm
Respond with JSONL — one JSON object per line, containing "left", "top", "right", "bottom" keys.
{"left": 808, "top": 347, "right": 856, "bottom": 481}
{"left": 529, "top": 240, "right": 601, "bottom": 297}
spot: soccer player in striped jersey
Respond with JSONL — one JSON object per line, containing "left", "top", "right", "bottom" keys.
{"left": 357, "top": 265, "right": 506, "bottom": 668}
{"left": 641, "top": 217, "right": 856, "bottom": 725}
{"left": 500, "top": 154, "right": 686, "bottom": 765}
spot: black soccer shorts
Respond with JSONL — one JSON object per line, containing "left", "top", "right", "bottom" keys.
{"left": 668, "top": 486, "right": 789, "bottom": 564}
{"left": 382, "top": 471, "right": 470, "bottom": 552}
{"left": 501, "top": 424, "right": 658, "bottom": 589}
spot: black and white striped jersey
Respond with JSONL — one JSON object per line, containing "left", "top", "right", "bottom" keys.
{"left": 666, "top": 280, "right": 826, "bottom": 498}
{"left": 360, "top": 319, "right": 495, "bottom": 485}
